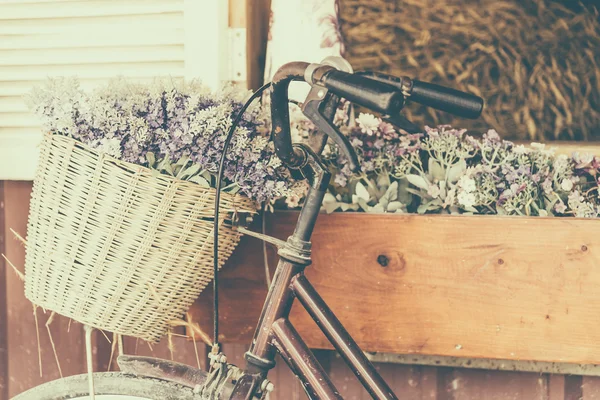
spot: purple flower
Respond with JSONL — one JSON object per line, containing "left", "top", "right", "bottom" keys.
{"left": 334, "top": 173, "right": 348, "bottom": 187}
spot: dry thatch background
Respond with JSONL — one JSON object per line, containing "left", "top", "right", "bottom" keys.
{"left": 338, "top": 0, "right": 600, "bottom": 141}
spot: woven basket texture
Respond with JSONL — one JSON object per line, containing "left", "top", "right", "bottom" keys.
{"left": 24, "top": 134, "right": 256, "bottom": 343}
{"left": 339, "top": 0, "right": 600, "bottom": 141}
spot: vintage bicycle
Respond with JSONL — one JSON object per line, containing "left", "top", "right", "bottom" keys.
{"left": 14, "top": 58, "right": 483, "bottom": 400}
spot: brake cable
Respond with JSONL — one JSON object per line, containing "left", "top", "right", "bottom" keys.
{"left": 212, "top": 82, "right": 272, "bottom": 353}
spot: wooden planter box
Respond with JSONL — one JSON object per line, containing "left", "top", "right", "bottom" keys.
{"left": 189, "top": 212, "right": 600, "bottom": 365}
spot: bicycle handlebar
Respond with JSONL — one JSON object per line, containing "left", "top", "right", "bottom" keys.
{"left": 270, "top": 61, "right": 484, "bottom": 172}
{"left": 319, "top": 70, "right": 405, "bottom": 115}
{"left": 410, "top": 79, "right": 483, "bottom": 119}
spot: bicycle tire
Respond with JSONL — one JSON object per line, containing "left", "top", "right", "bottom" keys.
{"left": 12, "top": 372, "right": 202, "bottom": 400}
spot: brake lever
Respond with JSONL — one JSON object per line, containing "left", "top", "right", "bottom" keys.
{"left": 301, "top": 86, "right": 361, "bottom": 173}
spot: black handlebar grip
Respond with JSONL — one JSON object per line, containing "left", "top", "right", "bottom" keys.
{"left": 320, "top": 70, "right": 405, "bottom": 115}
{"left": 410, "top": 80, "right": 484, "bottom": 119}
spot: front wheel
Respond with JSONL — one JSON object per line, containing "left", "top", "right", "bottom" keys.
{"left": 12, "top": 372, "right": 200, "bottom": 400}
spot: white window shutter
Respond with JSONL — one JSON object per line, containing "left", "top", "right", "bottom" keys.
{"left": 0, "top": 0, "right": 229, "bottom": 180}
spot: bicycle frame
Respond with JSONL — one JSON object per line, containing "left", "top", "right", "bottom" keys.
{"left": 226, "top": 145, "right": 397, "bottom": 400}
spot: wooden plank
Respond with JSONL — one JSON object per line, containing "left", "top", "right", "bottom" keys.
{"left": 0, "top": 13, "right": 183, "bottom": 36}
{"left": 0, "top": 182, "right": 7, "bottom": 400}
{"left": 419, "top": 367, "right": 440, "bottom": 400}
{"left": 0, "top": 30, "right": 184, "bottom": 50}
{"left": 582, "top": 376, "right": 600, "bottom": 399}
{"left": 565, "top": 375, "right": 584, "bottom": 400}
{"left": 269, "top": 354, "right": 305, "bottom": 399}
{"left": 0, "top": 46, "right": 184, "bottom": 66}
{"left": 0, "top": 0, "right": 183, "bottom": 20}
{"left": 548, "top": 375, "right": 566, "bottom": 400}
{"left": 0, "top": 62, "right": 184, "bottom": 81}
{"left": 366, "top": 352, "right": 600, "bottom": 376}
{"left": 447, "top": 369, "right": 546, "bottom": 399}
{"left": 189, "top": 211, "right": 600, "bottom": 365}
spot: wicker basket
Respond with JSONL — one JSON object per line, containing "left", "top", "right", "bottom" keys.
{"left": 24, "top": 134, "right": 256, "bottom": 343}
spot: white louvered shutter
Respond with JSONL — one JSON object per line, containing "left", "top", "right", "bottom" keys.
{"left": 0, "top": 0, "right": 230, "bottom": 180}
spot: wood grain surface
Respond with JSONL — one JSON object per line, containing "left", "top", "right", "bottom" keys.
{"left": 190, "top": 211, "right": 600, "bottom": 365}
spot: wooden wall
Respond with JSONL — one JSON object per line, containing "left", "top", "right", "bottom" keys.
{"left": 3, "top": 181, "right": 600, "bottom": 399}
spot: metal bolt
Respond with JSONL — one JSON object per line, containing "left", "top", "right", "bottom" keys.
{"left": 317, "top": 90, "right": 325, "bottom": 98}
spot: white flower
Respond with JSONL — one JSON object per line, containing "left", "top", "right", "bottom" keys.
{"left": 457, "top": 175, "right": 476, "bottom": 193}
{"left": 560, "top": 179, "right": 574, "bottom": 191}
{"left": 555, "top": 202, "right": 567, "bottom": 214}
{"left": 573, "top": 152, "right": 594, "bottom": 168}
{"left": 512, "top": 145, "right": 529, "bottom": 155}
{"left": 267, "top": 156, "right": 282, "bottom": 169}
{"left": 96, "top": 137, "right": 122, "bottom": 158}
{"left": 531, "top": 142, "right": 556, "bottom": 156}
{"left": 568, "top": 190, "right": 584, "bottom": 208}
{"left": 485, "top": 129, "right": 500, "bottom": 141}
{"left": 356, "top": 113, "right": 380, "bottom": 136}
{"left": 285, "top": 195, "right": 301, "bottom": 209}
{"left": 457, "top": 191, "right": 476, "bottom": 208}
{"left": 427, "top": 183, "right": 441, "bottom": 199}
{"left": 251, "top": 136, "right": 270, "bottom": 153}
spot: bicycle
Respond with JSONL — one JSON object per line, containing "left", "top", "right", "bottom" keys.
{"left": 14, "top": 57, "right": 483, "bottom": 399}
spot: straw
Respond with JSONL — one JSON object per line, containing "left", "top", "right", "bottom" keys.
{"left": 339, "top": 0, "right": 600, "bottom": 140}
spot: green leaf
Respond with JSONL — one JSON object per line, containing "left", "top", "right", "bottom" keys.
{"left": 417, "top": 202, "right": 430, "bottom": 214}
{"left": 323, "top": 202, "right": 340, "bottom": 213}
{"left": 406, "top": 174, "right": 430, "bottom": 190}
{"left": 189, "top": 175, "right": 210, "bottom": 187}
{"left": 376, "top": 173, "right": 391, "bottom": 196}
{"left": 323, "top": 193, "right": 337, "bottom": 203}
{"left": 384, "top": 181, "right": 398, "bottom": 202}
{"left": 438, "top": 180, "right": 447, "bottom": 199}
{"left": 406, "top": 188, "right": 425, "bottom": 197}
{"left": 397, "top": 178, "right": 413, "bottom": 204}
{"left": 428, "top": 159, "right": 445, "bottom": 181}
{"left": 357, "top": 198, "right": 370, "bottom": 212}
{"left": 447, "top": 159, "right": 467, "bottom": 183}
{"left": 417, "top": 199, "right": 443, "bottom": 214}
{"left": 146, "top": 152, "right": 156, "bottom": 167}
{"left": 322, "top": 193, "right": 340, "bottom": 214}
{"left": 369, "top": 204, "right": 385, "bottom": 213}
{"left": 340, "top": 203, "right": 355, "bottom": 212}
{"left": 156, "top": 157, "right": 174, "bottom": 175}
{"left": 175, "top": 156, "right": 190, "bottom": 168}
{"left": 387, "top": 201, "right": 404, "bottom": 212}
{"left": 378, "top": 181, "right": 398, "bottom": 209}
{"left": 179, "top": 163, "right": 201, "bottom": 180}
{"left": 355, "top": 182, "right": 370, "bottom": 201}
{"left": 227, "top": 185, "right": 240, "bottom": 195}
